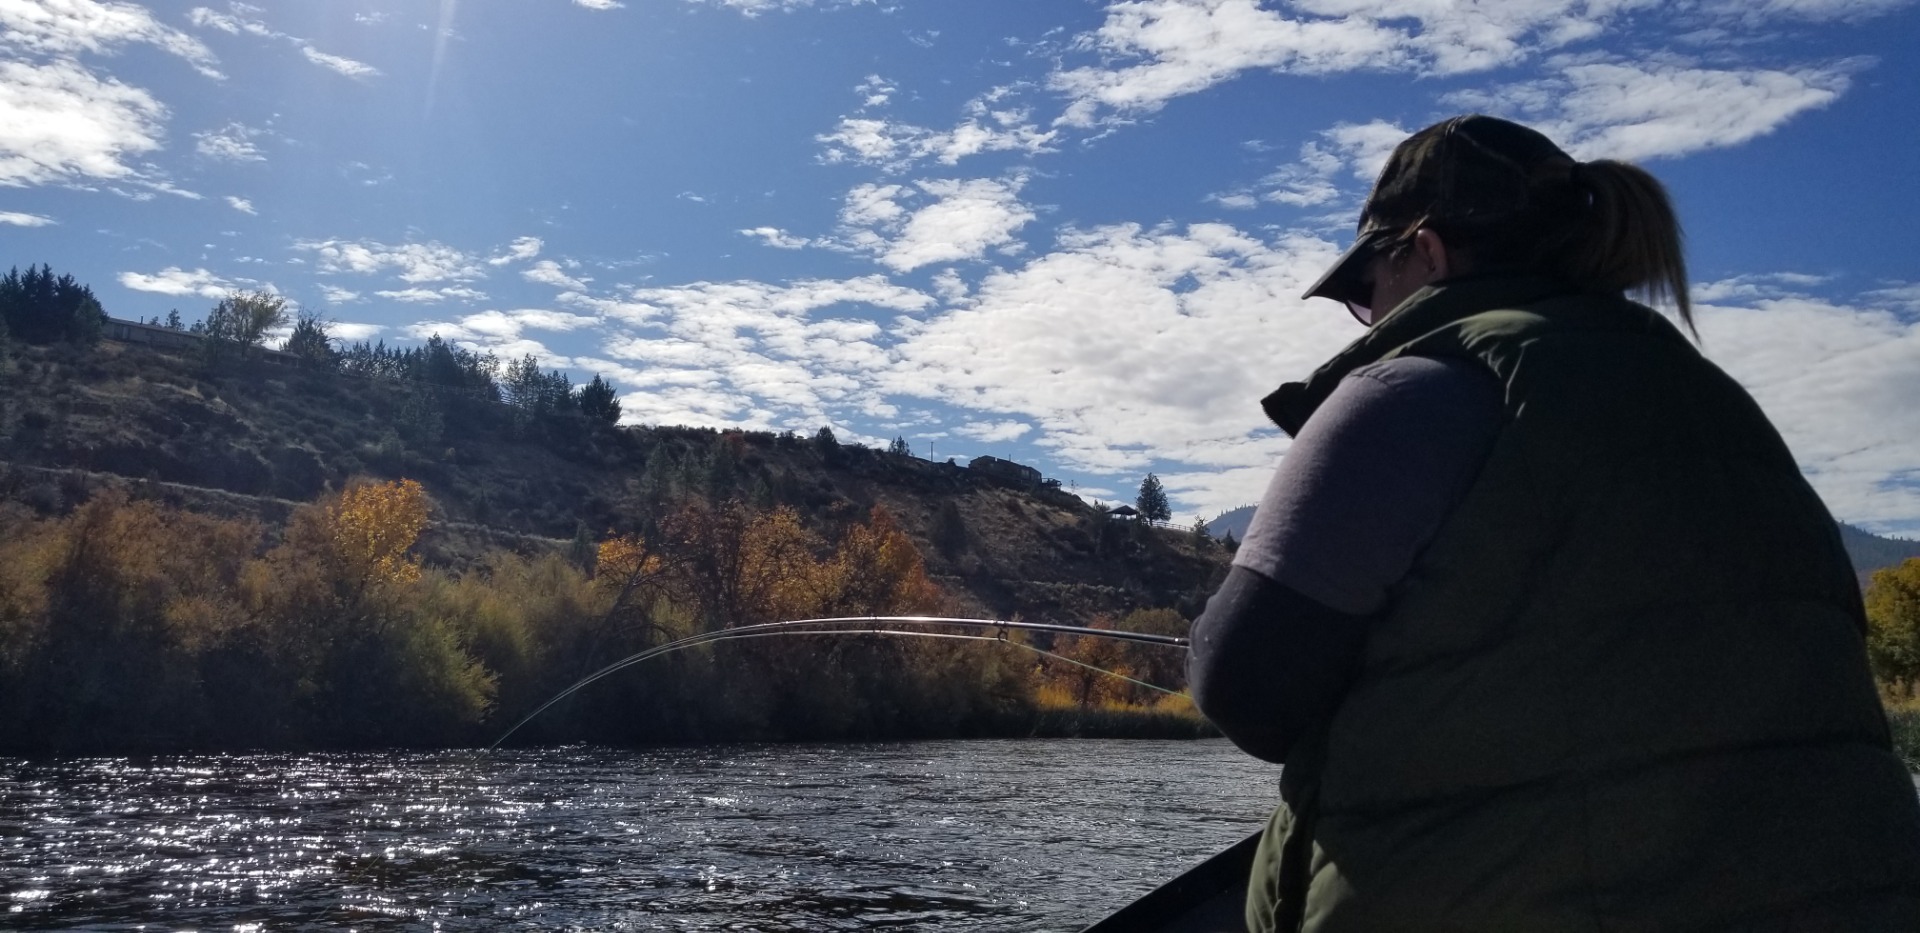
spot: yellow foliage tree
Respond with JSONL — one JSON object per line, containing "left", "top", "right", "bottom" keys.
{"left": 740, "top": 506, "right": 831, "bottom": 623}
{"left": 1867, "top": 558, "right": 1920, "bottom": 696}
{"left": 825, "top": 506, "right": 943, "bottom": 617}
{"left": 323, "top": 478, "right": 430, "bottom": 587}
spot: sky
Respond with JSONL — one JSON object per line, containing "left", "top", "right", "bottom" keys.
{"left": 5, "top": 0, "right": 1920, "bottom": 535}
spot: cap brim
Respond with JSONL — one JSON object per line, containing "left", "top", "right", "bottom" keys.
{"left": 1301, "top": 228, "right": 1384, "bottom": 305}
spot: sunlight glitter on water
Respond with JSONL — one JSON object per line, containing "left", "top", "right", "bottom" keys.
{"left": 1, "top": 740, "right": 1275, "bottom": 931}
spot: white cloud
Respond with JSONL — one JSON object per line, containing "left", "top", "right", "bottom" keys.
{"left": 0, "top": 59, "right": 166, "bottom": 186}
{"left": 576, "top": 275, "right": 933, "bottom": 429}
{"left": 1694, "top": 0, "right": 1916, "bottom": 23}
{"left": 194, "top": 122, "right": 266, "bottom": 162}
{"left": 224, "top": 195, "right": 255, "bottom": 213}
{"left": 187, "top": 6, "right": 379, "bottom": 79}
{"left": 373, "top": 286, "right": 489, "bottom": 304}
{"left": 575, "top": 0, "right": 625, "bottom": 8}
{"left": 0, "top": 210, "right": 55, "bottom": 226}
{"left": 118, "top": 266, "right": 250, "bottom": 298}
{"left": 1864, "top": 283, "right": 1920, "bottom": 313}
{"left": 887, "top": 177, "right": 1035, "bottom": 272}
{"left": 318, "top": 285, "right": 361, "bottom": 303}
{"left": 330, "top": 321, "right": 384, "bottom": 340}
{"left": 297, "top": 238, "right": 485, "bottom": 284}
{"left": 3, "top": 0, "right": 222, "bottom": 77}
{"left": 302, "top": 47, "right": 380, "bottom": 78}
{"left": 856, "top": 74, "right": 896, "bottom": 109}
{"left": 1044, "top": 0, "right": 1895, "bottom": 131}
{"left": 1691, "top": 272, "right": 1831, "bottom": 303}
{"left": 740, "top": 226, "right": 815, "bottom": 249}
{"left": 487, "top": 236, "right": 543, "bottom": 265}
{"left": 1220, "top": 120, "right": 1406, "bottom": 211}
{"left": 681, "top": 0, "right": 862, "bottom": 16}
{"left": 887, "top": 223, "right": 1357, "bottom": 486}
{"left": 1050, "top": 0, "right": 1410, "bottom": 128}
{"left": 523, "top": 260, "right": 589, "bottom": 290}
{"left": 835, "top": 177, "right": 1036, "bottom": 273}
{"left": 1696, "top": 289, "right": 1920, "bottom": 534}
{"left": 818, "top": 113, "right": 1058, "bottom": 171}
{"left": 1445, "top": 60, "right": 1855, "bottom": 161}
{"left": 409, "top": 309, "right": 599, "bottom": 350}
{"left": 956, "top": 420, "right": 1035, "bottom": 443}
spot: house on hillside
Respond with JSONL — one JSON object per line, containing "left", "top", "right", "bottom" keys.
{"left": 105, "top": 317, "right": 203, "bottom": 352}
{"left": 1106, "top": 505, "right": 1140, "bottom": 521}
{"left": 104, "top": 317, "right": 300, "bottom": 363}
{"left": 968, "top": 455, "right": 1042, "bottom": 488}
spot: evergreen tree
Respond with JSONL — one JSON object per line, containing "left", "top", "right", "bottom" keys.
{"left": 283, "top": 311, "right": 337, "bottom": 367}
{"left": 888, "top": 435, "right": 912, "bottom": 456}
{"left": 1190, "top": 515, "right": 1212, "bottom": 549}
{"left": 0, "top": 264, "right": 107, "bottom": 345}
{"left": 1222, "top": 529, "right": 1239, "bottom": 554}
{"left": 578, "top": 374, "right": 621, "bottom": 423}
{"left": 1136, "top": 473, "right": 1171, "bottom": 523}
{"left": 813, "top": 426, "right": 843, "bottom": 466}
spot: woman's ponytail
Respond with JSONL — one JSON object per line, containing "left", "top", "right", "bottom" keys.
{"left": 1551, "top": 160, "right": 1693, "bottom": 336}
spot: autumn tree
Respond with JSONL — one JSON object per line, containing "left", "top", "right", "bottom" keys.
{"left": 824, "top": 506, "right": 944, "bottom": 617}
{"left": 1049, "top": 614, "right": 1136, "bottom": 709}
{"left": 661, "top": 500, "right": 754, "bottom": 630}
{"left": 1867, "top": 558, "right": 1920, "bottom": 695}
{"left": 200, "top": 290, "right": 289, "bottom": 350}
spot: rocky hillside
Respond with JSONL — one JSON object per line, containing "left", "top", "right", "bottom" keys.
{"left": 0, "top": 338, "right": 1228, "bottom": 624}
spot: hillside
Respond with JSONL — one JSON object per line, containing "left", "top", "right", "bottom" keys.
{"left": 0, "top": 338, "right": 1229, "bottom": 625}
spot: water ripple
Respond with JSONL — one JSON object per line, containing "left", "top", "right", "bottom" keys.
{"left": 0, "top": 740, "right": 1275, "bottom": 930}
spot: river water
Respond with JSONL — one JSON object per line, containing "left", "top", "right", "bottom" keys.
{"left": 1, "top": 739, "right": 1277, "bottom": 931}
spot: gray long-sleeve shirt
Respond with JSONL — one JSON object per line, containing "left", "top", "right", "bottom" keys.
{"left": 1188, "top": 355, "right": 1504, "bottom": 762}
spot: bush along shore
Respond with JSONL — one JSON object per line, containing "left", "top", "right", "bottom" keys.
{"left": 0, "top": 480, "right": 1206, "bottom": 754}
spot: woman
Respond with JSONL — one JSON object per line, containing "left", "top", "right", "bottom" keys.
{"left": 1188, "top": 115, "right": 1920, "bottom": 932}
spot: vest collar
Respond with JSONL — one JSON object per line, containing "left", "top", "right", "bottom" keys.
{"left": 1261, "top": 274, "right": 1574, "bottom": 436}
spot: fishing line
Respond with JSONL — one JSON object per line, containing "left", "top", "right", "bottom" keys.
{"left": 489, "top": 615, "right": 1189, "bottom": 749}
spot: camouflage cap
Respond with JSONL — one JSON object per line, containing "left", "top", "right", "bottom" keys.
{"left": 1302, "top": 115, "right": 1577, "bottom": 306}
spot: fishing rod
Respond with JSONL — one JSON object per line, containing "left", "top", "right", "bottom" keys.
{"left": 489, "top": 615, "right": 1190, "bottom": 750}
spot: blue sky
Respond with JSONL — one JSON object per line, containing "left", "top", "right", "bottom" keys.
{"left": 5, "top": 0, "right": 1920, "bottom": 534}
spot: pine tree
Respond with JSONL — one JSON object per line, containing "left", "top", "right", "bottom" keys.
{"left": 283, "top": 311, "right": 336, "bottom": 366}
{"left": 578, "top": 374, "right": 622, "bottom": 423}
{"left": 1136, "top": 473, "right": 1171, "bottom": 523}
{"left": 813, "top": 426, "right": 842, "bottom": 466}
{"left": 888, "top": 435, "right": 912, "bottom": 456}
{"left": 0, "top": 265, "right": 106, "bottom": 345}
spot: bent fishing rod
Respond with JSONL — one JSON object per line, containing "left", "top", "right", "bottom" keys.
{"left": 489, "top": 615, "right": 1190, "bottom": 750}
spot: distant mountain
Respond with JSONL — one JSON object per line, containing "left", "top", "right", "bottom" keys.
{"left": 1205, "top": 505, "right": 1256, "bottom": 543}
{"left": 1205, "top": 509, "right": 1920, "bottom": 580}
{"left": 1839, "top": 522, "right": 1920, "bottom": 578}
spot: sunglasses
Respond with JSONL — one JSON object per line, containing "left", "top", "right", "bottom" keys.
{"left": 1334, "top": 232, "right": 1387, "bottom": 326}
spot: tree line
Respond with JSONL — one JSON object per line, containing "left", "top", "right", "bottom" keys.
{"left": 0, "top": 480, "right": 1198, "bottom": 753}
{"left": 3, "top": 266, "right": 624, "bottom": 426}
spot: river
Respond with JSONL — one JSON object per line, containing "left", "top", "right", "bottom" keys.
{"left": 1, "top": 739, "right": 1276, "bottom": 931}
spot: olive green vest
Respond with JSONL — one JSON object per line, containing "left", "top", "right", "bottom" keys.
{"left": 1247, "top": 276, "right": 1920, "bottom": 932}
